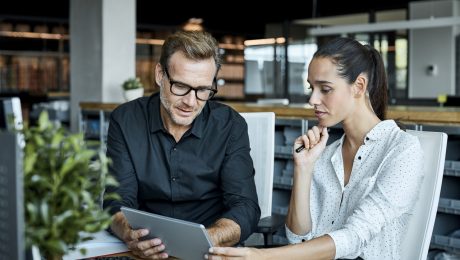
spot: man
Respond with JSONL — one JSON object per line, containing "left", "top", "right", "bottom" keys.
{"left": 103, "top": 31, "right": 260, "bottom": 259}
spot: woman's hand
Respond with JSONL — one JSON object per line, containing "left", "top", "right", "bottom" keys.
{"left": 293, "top": 126, "right": 329, "bottom": 166}
{"left": 206, "top": 247, "right": 266, "bottom": 260}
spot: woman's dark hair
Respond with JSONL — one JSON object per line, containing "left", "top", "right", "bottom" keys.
{"left": 313, "top": 37, "right": 388, "bottom": 120}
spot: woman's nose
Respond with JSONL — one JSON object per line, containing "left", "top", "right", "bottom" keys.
{"left": 308, "top": 90, "right": 320, "bottom": 107}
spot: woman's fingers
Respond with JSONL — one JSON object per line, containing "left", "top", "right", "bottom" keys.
{"left": 207, "top": 247, "right": 250, "bottom": 260}
{"left": 306, "top": 126, "right": 323, "bottom": 149}
{"left": 294, "top": 126, "right": 329, "bottom": 155}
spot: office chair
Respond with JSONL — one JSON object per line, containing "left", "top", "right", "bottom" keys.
{"left": 240, "top": 112, "right": 284, "bottom": 247}
{"left": 401, "top": 130, "right": 448, "bottom": 260}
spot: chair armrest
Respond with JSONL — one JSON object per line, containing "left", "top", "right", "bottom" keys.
{"left": 257, "top": 214, "right": 285, "bottom": 234}
{"left": 256, "top": 214, "right": 285, "bottom": 247}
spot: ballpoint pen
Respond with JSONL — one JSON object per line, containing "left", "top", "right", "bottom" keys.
{"left": 295, "top": 145, "right": 306, "bottom": 153}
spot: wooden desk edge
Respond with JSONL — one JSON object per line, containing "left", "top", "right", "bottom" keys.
{"left": 79, "top": 102, "right": 460, "bottom": 126}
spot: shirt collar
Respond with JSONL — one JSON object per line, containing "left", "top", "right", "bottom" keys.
{"left": 148, "top": 92, "right": 206, "bottom": 139}
{"left": 334, "top": 119, "right": 396, "bottom": 147}
{"left": 364, "top": 120, "right": 396, "bottom": 142}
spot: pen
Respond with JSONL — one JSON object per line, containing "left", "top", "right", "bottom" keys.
{"left": 295, "top": 145, "right": 306, "bottom": 153}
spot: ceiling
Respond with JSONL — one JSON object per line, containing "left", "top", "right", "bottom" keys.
{"left": 1, "top": 0, "right": 420, "bottom": 39}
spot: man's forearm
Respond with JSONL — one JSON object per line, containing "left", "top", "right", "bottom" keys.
{"left": 207, "top": 218, "right": 241, "bottom": 246}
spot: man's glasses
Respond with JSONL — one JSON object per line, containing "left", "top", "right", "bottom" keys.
{"left": 164, "top": 68, "right": 218, "bottom": 101}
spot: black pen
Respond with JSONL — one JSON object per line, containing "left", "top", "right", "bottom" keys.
{"left": 295, "top": 145, "right": 306, "bottom": 153}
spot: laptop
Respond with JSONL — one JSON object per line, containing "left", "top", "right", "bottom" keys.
{"left": 121, "top": 207, "right": 213, "bottom": 260}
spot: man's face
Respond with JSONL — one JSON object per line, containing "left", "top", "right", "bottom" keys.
{"left": 156, "top": 52, "right": 217, "bottom": 129}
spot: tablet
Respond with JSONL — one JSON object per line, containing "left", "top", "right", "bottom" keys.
{"left": 121, "top": 207, "right": 213, "bottom": 260}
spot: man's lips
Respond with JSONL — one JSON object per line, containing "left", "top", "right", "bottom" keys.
{"left": 176, "top": 107, "right": 194, "bottom": 115}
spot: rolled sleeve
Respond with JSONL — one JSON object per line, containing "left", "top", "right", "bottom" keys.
{"left": 220, "top": 116, "right": 261, "bottom": 243}
{"left": 285, "top": 224, "right": 313, "bottom": 244}
{"left": 328, "top": 229, "right": 361, "bottom": 259}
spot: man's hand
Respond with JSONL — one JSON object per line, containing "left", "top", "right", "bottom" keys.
{"left": 110, "top": 212, "right": 169, "bottom": 259}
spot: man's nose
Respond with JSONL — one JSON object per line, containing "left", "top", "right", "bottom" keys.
{"left": 182, "top": 90, "right": 197, "bottom": 105}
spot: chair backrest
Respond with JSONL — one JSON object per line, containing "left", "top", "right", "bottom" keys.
{"left": 240, "top": 112, "right": 275, "bottom": 219}
{"left": 402, "top": 130, "right": 448, "bottom": 260}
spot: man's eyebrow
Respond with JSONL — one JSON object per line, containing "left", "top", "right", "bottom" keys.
{"left": 171, "top": 79, "right": 214, "bottom": 88}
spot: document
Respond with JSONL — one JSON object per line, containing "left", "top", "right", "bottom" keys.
{"left": 62, "top": 230, "right": 128, "bottom": 260}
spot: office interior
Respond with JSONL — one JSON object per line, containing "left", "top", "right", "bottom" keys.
{"left": 1, "top": 0, "right": 460, "bottom": 259}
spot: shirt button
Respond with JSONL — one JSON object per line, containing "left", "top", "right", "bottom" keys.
{"left": 358, "top": 156, "right": 361, "bottom": 160}
{"left": 171, "top": 177, "right": 176, "bottom": 181}
{"left": 332, "top": 221, "right": 334, "bottom": 224}
{"left": 173, "top": 147, "right": 177, "bottom": 151}
{"left": 301, "top": 239, "right": 306, "bottom": 242}
{"left": 366, "top": 137, "right": 369, "bottom": 141}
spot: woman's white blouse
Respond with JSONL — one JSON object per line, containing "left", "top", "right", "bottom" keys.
{"left": 286, "top": 120, "right": 424, "bottom": 260}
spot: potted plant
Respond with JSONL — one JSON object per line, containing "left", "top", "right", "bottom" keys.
{"left": 122, "top": 77, "right": 144, "bottom": 101}
{"left": 23, "top": 112, "right": 119, "bottom": 260}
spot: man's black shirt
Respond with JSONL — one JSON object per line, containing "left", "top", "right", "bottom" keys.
{"left": 103, "top": 93, "right": 261, "bottom": 242}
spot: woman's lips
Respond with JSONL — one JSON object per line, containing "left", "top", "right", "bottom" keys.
{"left": 315, "top": 110, "right": 327, "bottom": 118}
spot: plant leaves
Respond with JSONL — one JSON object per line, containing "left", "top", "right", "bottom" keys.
{"left": 23, "top": 111, "right": 119, "bottom": 257}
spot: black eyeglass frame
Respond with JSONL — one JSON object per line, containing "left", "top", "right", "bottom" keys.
{"left": 164, "top": 68, "right": 218, "bottom": 101}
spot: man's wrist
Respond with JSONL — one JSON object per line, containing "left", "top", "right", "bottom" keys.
{"left": 207, "top": 218, "right": 241, "bottom": 247}
{"left": 111, "top": 211, "right": 131, "bottom": 242}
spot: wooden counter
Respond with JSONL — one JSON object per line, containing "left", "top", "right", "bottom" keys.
{"left": 80, "top": 101, "right": 460, "bottom": 126}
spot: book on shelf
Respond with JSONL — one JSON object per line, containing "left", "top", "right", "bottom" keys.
{"left": 0, "top": 54, "right": 69, "bottom": 93}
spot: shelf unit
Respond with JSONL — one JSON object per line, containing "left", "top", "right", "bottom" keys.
{"left": 0, "top": 31, "right": 70, "bottom": 94}
{"left": 1, "top": 24, "right": 246, "bottom": 101}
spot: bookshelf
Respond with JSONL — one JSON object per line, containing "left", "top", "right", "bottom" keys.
{"left": 0, "top": 23, "right": 247, "bottom": 102}
{"left": 0, "top": 25, "right": 70, "bottom": 124}
{"left": 0, "top": 31, "right": 70, "bottom": 94}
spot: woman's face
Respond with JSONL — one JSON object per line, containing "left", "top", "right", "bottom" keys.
{"left": 307, "top": 57, "right": 355, "bottom": 127}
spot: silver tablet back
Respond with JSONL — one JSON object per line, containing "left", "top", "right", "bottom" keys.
{"left": 121, "top": 207, "right": 213, "bottom": 260}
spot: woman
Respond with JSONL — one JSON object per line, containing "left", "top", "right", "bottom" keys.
{"left": 207, "top": 37, "right": 423, "bottom": 259}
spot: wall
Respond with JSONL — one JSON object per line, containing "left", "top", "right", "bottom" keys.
{"left": 409, "top": 0, "right": 460, "bottom": 98}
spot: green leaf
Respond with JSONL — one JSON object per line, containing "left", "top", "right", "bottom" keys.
{"left": 24, "top": 152, "right": 37, "bottom": 175}
{"left": 23, "top": 110, "right": 119, "bottom": 257}
{"left": 38, "top": 111, "right": 50, "bottom": 131}
{"left": 39, "top": 200, "right": 49, "bottom": 226}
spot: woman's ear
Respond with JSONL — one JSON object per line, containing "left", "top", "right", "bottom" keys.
{"left": 352, "top": 74, "right": 367, "bottom": 97}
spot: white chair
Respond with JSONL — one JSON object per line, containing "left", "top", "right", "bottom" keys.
{"left": 240, "top": 112, "right": 283, "bottom": 246}
{"left": 402, "top": 130, "right": 448, "bottom": 260}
